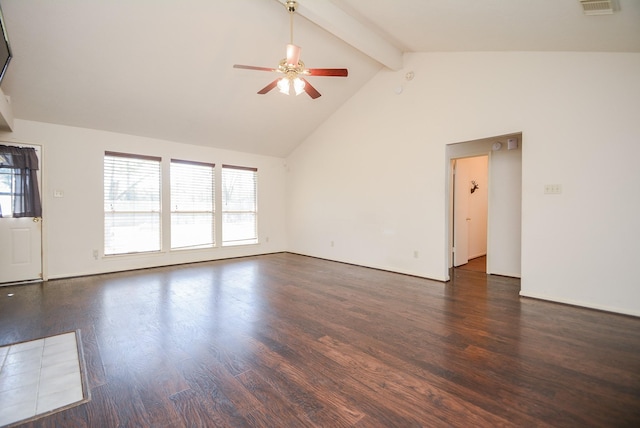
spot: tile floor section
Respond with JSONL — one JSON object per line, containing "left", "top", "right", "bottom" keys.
{"left": 0, "top": 332, "right": 85, "bottom": 427}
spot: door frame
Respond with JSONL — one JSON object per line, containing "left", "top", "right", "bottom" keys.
{"left": 451, "top": 155, "right": 489, "bottom": 268}
{"left": 0, "top": 140, "right": 47, "bottom": 284}
{"left": 444, "top": 132, "right": 522, "bottom": 281}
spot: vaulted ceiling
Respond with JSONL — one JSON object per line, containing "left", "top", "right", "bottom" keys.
{"left": 1, "top": 0, "right": 638, "bottom": 157}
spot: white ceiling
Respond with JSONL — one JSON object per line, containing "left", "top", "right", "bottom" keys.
{"left": 1, "top": 0, "right": 638, "bottom": 157}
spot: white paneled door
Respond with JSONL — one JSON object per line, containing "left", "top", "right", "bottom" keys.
{"left": 453, "top": 159, "right": 469, "bottom": 267}
{"left": 0, "top": 216, "right": 42, "bottom": 283}
{"left": 0, "top": 144, "right": 42, "bottom": 285}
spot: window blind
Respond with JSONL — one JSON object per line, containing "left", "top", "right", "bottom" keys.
{"left": 104, "top": 152, "right": 161, "bottom": 255}
{"left": 222, "top": 165, "right": 257, "bottom": 245}
{"left": 170, "top": 160, "right": 215, "bottom": 249}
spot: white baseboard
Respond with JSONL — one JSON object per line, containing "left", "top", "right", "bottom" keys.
{"left": 519, "top": 290, "right": 640, "bottom": 318}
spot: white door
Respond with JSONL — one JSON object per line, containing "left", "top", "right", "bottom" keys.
{"left": 453, "top": 160, "right": 469, "bottom": 267}
{"left": 0, "top": 217, "right": 42, "bottom": 283}
{"left": 0, "top": 144, "right": 42, "bottom": 284}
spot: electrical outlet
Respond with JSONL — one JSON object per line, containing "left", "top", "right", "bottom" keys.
{"left": 331, "top": 241, "right": 334, "bottom": 247}
{"left": 92, "top": 249, "right": 99, "bottom": 259}
{"left": 414, "top": 250, "right": 419, "bottom": 258}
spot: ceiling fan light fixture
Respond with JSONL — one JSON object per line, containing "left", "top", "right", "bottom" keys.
{"left": 277, "top": 78, "right": 290, "bottom": 94}
{"left": 293, "top": 77, "right": 306, "bottom": 95}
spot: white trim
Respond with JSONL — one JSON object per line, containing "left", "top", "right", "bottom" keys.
{"left": 520, "top": 291, "right": 640, "bottom": 318}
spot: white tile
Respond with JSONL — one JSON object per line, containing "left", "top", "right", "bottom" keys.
{"left": 42, "top": 343, "right": 78, "bottom": 361}
{"left": 46, "top": 335, "right": 77, "bottom": 349}
{"left": 5, "top": 345, "right": 43, "bottom": 365}
{"left": 37, "top": 370, "right": 81, "bottom": 397}
{"left": 44, "top": 332, "right": 76, "bottom": 347}
{"left": 8, "top": 338, "right": 44, "bottom": 354}
{"left": 36, "top": 384, "right": 83, "bottom": 415}
{"left": 0, "top": 382, "right": 38, "bottom": 408}
{"left": 0, "top": 369, "right": 40, "bottom": 393}
{"left": 0, "top": 401, "right": 37, "bottom": 426}
{"left": 42, "top": 348, "right": 79, "bottom": 368}
{"left": 40, "top": 358, "right": 80, "bottom": 380}
{"left": 1, "top": 354, "right": 42, "bottom": 377}
{"left": 42, "top": 341, "right": 69, "bottom": 356}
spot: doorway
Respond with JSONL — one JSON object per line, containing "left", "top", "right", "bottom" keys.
{"left": 446, "top": 133, "right": 522, "bottom": 279}
{"left": 0, "top": 143, "right": 44, "bottom": 285}
{"left": 452, "top": 155, "right": 488, "bottom": 271}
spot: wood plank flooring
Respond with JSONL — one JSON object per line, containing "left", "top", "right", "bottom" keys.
{"left": 456, "top": 255, "right": 486, "bottom": 273}
{"left": 1, "top": 252, "right": 639, "bottom": 427}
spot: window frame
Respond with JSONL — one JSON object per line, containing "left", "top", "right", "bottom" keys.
{"left": 103, "top": 151, "right": 162, "bottom": 256}
{"left": 170, "top": 159, "right": 216, "bottom": 250}
{"left": 221, "top": 164, "right": 258, "bottom": 246}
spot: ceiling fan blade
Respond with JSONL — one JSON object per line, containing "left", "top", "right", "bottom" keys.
{"left": 257, "top": 79, "right": 280, "bottom": 95}
{"left": 300, "top": 78, "right": 321, "bottom": 99}
{"left": 306, "top": 68, "right": 348, "bottom": 77}
{"left": 234, "top": 64, "right": 277, "bottom": 73}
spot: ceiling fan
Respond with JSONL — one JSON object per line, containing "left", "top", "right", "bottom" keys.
{"left": 233, "top": 0, "right": 348, "bottom": 99}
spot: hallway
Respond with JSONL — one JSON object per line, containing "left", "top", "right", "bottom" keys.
{"left": 456, "top": 255, "right": 486, "bottom": 273}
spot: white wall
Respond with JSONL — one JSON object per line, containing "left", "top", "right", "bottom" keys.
{"left": 0, "top": 119, "right": 288, "bottom": 279}
{"left": 287, "top": 52, "right": 640, "bottom": 316}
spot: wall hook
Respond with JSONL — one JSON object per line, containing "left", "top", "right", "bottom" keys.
{"left": 470, "top": 180, "right": 479, "bottom": 194}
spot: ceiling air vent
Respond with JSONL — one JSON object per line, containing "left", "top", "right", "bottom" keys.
{"left": 578, "top": 0, "right": 616, "bottom": 15}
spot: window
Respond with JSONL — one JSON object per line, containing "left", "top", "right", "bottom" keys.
{"left": 222, "top": 165, "right": 257, "bottom": 246}
{"left": 0, "top": 145, "right": 42, "bottom": 218}
{"left": 0, "top": 167, "right": 14, "bottom": 216}
{"left": 104, "top": 152, "right": 161, "bottom": 255}
{"left": 170, "top": 160, "right": 215, "bottom": 249}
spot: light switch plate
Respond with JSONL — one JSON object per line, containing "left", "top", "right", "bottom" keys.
{"left": 544, "top": 184, "right": 562, "bottom": 194}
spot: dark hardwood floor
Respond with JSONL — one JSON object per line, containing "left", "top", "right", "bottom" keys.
{"left": 1, "top": 253, "right": 639, "bottom": 427}
{"left": 456, "top": 255, "right": 486, "bottom": 273}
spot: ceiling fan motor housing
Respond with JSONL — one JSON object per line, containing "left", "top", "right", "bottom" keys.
{"left": 285, "top": 44, "right": 302, "bottom": 67}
